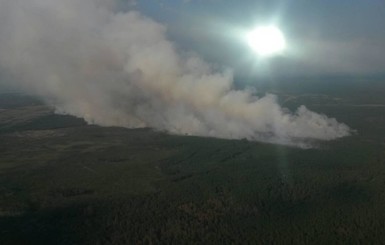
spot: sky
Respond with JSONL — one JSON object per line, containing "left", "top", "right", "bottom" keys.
{"left": 135, "top": 0, "right": 385, "bottom": 78}
{"left": 0, "top": 0, "right": 362, "bottom": 147}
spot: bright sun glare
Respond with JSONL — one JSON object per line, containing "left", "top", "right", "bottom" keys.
{"left": 246, "top": 26, "right": 286, "bottom": 57}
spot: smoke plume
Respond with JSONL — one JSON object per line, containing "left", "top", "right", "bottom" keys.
{"left": 0, "top": 0, "right": 351, "bottom": 147}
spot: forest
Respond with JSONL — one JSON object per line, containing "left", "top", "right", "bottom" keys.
{"left": 1, "top": 83, "right": 385, "bottom": 244}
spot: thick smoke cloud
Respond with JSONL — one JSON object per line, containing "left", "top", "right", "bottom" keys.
{"left": 0, "top": 0, "right": 351, "bottom": 147}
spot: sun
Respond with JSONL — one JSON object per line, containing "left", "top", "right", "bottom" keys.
{"left": 246, "top": 26, "right": 286, "bottom": 57}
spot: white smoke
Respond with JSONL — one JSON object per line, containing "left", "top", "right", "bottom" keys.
{"left": 0, "top": 0, "right": 351, "bottom": 147}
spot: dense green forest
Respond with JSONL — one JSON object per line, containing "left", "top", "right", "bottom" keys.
{"left": 1, "top": 85, "right": 385, "bottom": 244}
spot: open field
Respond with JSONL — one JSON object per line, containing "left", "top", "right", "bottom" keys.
{"left": 1, "top": 80, "right": 385, "bottom": 244}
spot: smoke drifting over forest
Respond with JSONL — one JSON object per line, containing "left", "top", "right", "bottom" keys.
{"left": 0, "top": 0, "right": 351, "bottom": 147}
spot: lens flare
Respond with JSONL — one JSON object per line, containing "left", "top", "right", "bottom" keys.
{"left": 246, "top": 26, "right": 286, "bottom": 56}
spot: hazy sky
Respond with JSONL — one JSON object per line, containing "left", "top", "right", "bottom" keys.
{"left": 135, "top": 0, "right": 385, "bottom": 78}
{"left": 0, "top": 0, "right": 352, "bottom": 146}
